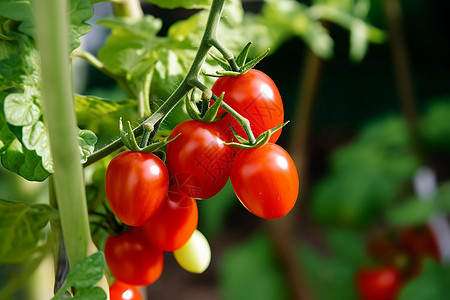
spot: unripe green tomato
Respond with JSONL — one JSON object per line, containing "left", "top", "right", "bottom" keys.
{"left": 173, "top": 230, "right": 211, "bottom": 274}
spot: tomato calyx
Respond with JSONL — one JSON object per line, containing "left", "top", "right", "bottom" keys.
{"left": 205, "top": 42, "right": 270, "bottom": 77}
{"left": 225, "top": 121, "right": 289, "bottom": 149}
{"left": 185, "top": 90, "right": 226, "bottom": 123}
{"left": 119, "top": 117, "right": 180, "bottom": 153}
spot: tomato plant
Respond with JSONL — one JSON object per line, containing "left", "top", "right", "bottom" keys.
{"left": 230, "top": 143, "right": 299, "bottom": 219}
{"left": 110, "top": 281, "right": 142, "bottom": 300}
{"left": 104, "top": 227, "right": 164, "bottom": 286}
{"left": 143, "top": 185, "right": 198, "bottom": 251}
{"left": 355, "top": 266, "right": 403, "bottom": 300}
{"left": 211, "top": 69, "right": 284, "bottom": 144}
{"left": 105, "top": 151, "right": 169, "bottom": 226}
{"left": 166, "top": 120, "right": 234, "bottom": 199}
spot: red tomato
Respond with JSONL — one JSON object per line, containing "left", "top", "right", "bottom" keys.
{"left": 166, "top": 120, "right": 234, "bottom": 199}
{"left": 104, "top": 227, "right": 164, "bottom": 286}
{"left": 211, "top": 69, "right": 284, "bottom": 144}
{"left": 110, "top": 281, "right": 142, "bottom": 300}
{"left": 355, "top": 266, "right": 403, "bottom": 300}
{"left": 105, "top": 151, "right": 169, "bottom": 226}
{"left": 399, "top": 226, "right": 440, "bottom": 260}
{"left": 229, "top": 143, "right": 298, "bottom": 219}
{"left": 143, "top": 185, "right": 198, "bottom": 251}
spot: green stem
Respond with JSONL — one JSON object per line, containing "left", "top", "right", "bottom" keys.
{"left": 33, "top": 0, "right": 92, "bottom": 269}
{"left": 209, "top": 38, "right": 241, "bottom": 72}
{"left": 84, "top": 0, "right": 231, "bottom": 166}
{"left": 72, "top": 50, "right": 136, "bottom": 98}
{"left": 112, "top": 0, "right": 143, "bottom": 19}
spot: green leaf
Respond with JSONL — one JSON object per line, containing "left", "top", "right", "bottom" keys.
{"left": 143, "top": 0, "right": 211, "bottom": 9}
{"left": 72, "top": 286, "right": 107, "bottom": 300}
{"left": 1, "top": 139, "right": 50, "bottom": 181}
{"left": 219, "top": 232, "right": 289, "bottom": 300}
{"left": 78, "top": 129, "right": 97, "bottom": 164}
{"left": 3, "top": 89, "right": 41, "bottom": 126}
{"left": 0, "top": 0, "right": 92, "bottom": 51}
{"left": 399, "top": 259, "right": 450, "bottom": 300}
{"left": 0, "top": 199, "right": 50, "bottom": 264}
{"left": 53, "top": 252, "right": 106, "bottom": 300}
{"left": 388, "top": 198, "right": 436, "bottom": 226}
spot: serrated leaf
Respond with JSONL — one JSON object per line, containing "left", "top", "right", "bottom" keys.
{"left": 0, "top": 0, "right": 92, "bottom": 51}
{"left": 72, "top": 286, "right": 107, "bottom": 300}
{"left": 78, "top": 129, "right": 97, "bottom": 164}
{"left": 1, "top": 138, "right": 50, "bottom": 181}
{"left": 144, "top": 0, "right": 211, "bottom": 9}
{"left": 66, "top": 252, "right": 105, "bottom": 289}
{"left": 3, "top": 89, "right": 41, "bottom": 126}
{"left": 53, "top": 252, "right": 106, "bottom": 300}
{"left": 0, "top": 199, "right": 50, "bottom": 264}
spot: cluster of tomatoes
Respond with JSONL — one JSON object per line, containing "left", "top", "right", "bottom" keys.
{"left": 103, "top": 69, "right": 299, "bottom": 296}
{"left": 355, "top": 225, "right": 440, "bottom": 300}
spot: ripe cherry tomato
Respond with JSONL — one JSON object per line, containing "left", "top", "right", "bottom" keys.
{"left": 229, "top": 143, "right": 298, "bottom": 219}
{"left": 166, "top": 120, "right": 234, "bottom": 199}
{"left": 105, "top": 151, "right": 169, "bottom": 226}
{"left": 211, "top": 69, "right": 284, "bottom": 144}
{"left": 104, "top": 227, "right": 164, "bottom": 286}
{"left": 143, "top": 185, "right": 198, "bottom": 251}
{"left": 355, "top": 266, "right": 403, "bottom": 300}
{"left": 110, "top": 281, "right": 142, "bottom": 300}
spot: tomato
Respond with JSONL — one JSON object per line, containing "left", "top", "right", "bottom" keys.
{"left": 104, "top": 227, "right": 164, "bottom": 286}
{"left": 173, "top": 229, "right": 211, "bottom": 274}
{"left": 143, "top": 185, "right": 198, "bottom": 251}
{"left": 105, "top": 151, "right": 169, "bottom": 226}
{"left": 110, "top": 281, "right": 142, "bottom": 300}
{"left": 211, "top": 69, "right": 284, "bottom": 144}
{"left": 229, "top": 143, "right": 298, "bottom": 219}
{"left": 166, "top": 120, "right": 234, "bottom": 199}
{"left": 355, "top": 266, "right": 403, "bottom": 300}
{"left": 399, "top": 226, "right": 440, "bottom": 260}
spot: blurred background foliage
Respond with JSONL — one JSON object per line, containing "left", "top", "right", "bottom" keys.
{"left": 1, "top": 0, "right": 450, "bottom": 299}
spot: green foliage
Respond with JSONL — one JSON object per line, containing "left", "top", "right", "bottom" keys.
{"left": 0, "top": 0, "right": 92, "bottom": 51}
{"left": 421, "top": 99, "right": 450, "bottom": 152}
{"left": 399, "top": 259, "right": 450, "bottom": 300}
{"left": 311, "top": 116, "right": 420, "bottom": 228}
{"left": 219, "top": 232, "right": 289, "bottom": 300}
{"left": 298, "top": 229, "right": 367, "bottom": 300}
{"left": 388, "top": 183, "right": 450, "bottom": 226}
{"left": 144, "top": 0, "right": 211, "bottom": 10}
{"left": 0, "top": 199, "right": 51, "bottom": 264}
{"left": 52, "top": 252, "right": 107, "bottom": 300}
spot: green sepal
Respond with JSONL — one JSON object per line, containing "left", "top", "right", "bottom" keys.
{"left": 119, "top": 118, "right": 141, "bottom": 151}
{"left": 206, "top": 41, "right": 271, "bottom": 78}
{"left": 225, "top": 121, "right": 289, "bottom": 149}
{"left": 185, "top": 91, "right": 226, "bottom": 123}
{"left": 235, "top": 42, "right": 252, "bottom": 67}
{"left": 119, "top": 118, "right": 178, "bottom": 153}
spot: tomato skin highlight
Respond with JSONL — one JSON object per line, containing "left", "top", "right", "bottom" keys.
{"left": 166, "top": 120, "right": 234, "bottom": 199}
{"left": 143, "top": 185, "right": 198, "bottom": 251}
{"left": 110, "top": 281, "right": 142, "bottom": 300}
{"left": 230, "top": 143, "right": 298, "bottom": 219}
{"left": 105, "top": 151, "right": 169, "bottom": 226}
{"left": 104, "top": 227, "right": 164, "bottom": 286}
{"left": 211, "top": 69, "right": 284, "bottom": 144}
{"left": 355, "top": 266, "right": 403, "bottom": 300}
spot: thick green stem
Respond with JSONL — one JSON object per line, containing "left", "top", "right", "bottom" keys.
{"left": 33, "top": 0, "right": 92, "bottom": 269}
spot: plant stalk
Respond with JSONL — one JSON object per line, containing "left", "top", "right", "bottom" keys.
{"left": 33, "top": 0, "right": 92, "bottom": 270}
